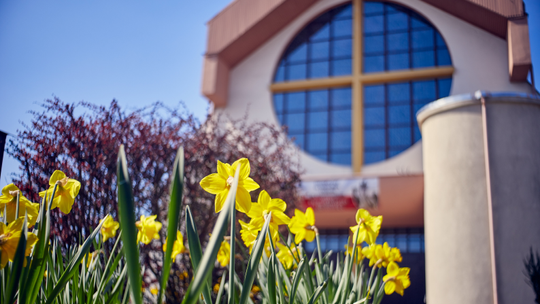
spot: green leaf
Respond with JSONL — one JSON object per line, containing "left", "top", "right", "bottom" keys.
{"left": 238, "top": 213, "right": 271, "bottom": 304}
{"left": 94, "top": 230, "right": 123, "bottom": 300}
{"left": 5, "top": 213, "right": 28, "bottom": 304}
{"left": 266, "top": 253, "right": 277, "bottom": 304}
{"left": 185, "top": 206, "right": 213, "bottom": 304}
{"left": 44, "top": 216, "right": 107, "bottom": 304}
{"left": 181, "top": 165, "right": 240, "bottom": 304}
{"left": 158, "top": 147, "right": 185, "bottom": 304}
{"left": 228, "top": 197, "right": 237, "bottom": 304}
{"left": 25, "top": 188, "right": 56, "bottom": 304}
{"left": 215, "top": 270, "right": 227, "bottom": 304}
{"left": 116, "top": 145, "right": 143, "bottom": 304}
{"left": 307, "top": 280, "right": 329, "bottom": 304}
{"left": 289, "top": 258, "right": 307, "bottom": 304}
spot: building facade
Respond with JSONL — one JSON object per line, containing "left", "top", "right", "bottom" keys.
{"left": 201, "top": 0, "right": 538, "bottom": 303}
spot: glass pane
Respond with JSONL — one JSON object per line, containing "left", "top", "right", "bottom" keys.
{"left": 364, "top": 35, "right": 385, "bottom": 54}
{"left": 412, "top": 29, "right": 434, "bottom": 49}
{"left": 389, "top": 148, "right": 404, "bottom": 157}
{"left": 412, "top": 50, "right": 435, "bottom": 68}
{"left": 387, "top": 12, "right": 408, "bottom": 31}
{"left": 364, "top": 2, "right": 384, "bottom": 15}
{"left": 388, "top": 53, "right": 410, "bottom": 70}
{"left": 364, "top": 129, "right": 385, "bottom": 148}
{"left": 286, "top": 92, "right": 306, "bottom": 112}
{"left": 389, "top": 127, "right": 411, "bottom": 146}
{"left": 388, "top": 82, "right": 410, "bottom": 104}
{"left": 435, "top": 32, "right": 446, "bottom": 47}
{"left": 274, "top": 94, "right": 284, "bottom": 113}
{"left": 288, "top": 43, "right": 308, "bottom": 62}
{"left": 364, "top": 151, "right": 385, "bottom": 164}
{"left": 331, "top": 59, "right": 352, "bottom": 76}
{"left": 437, "top": 49, "right": 451, "bottom": 66}
{"left": 286, "top": 113, "right": 305, "bottom": 133}
{"left": 311, "top": 23, "right": 330, "bottom": 41}
{"left": 275, "top": 64, "right": 285, "bottom": 82}
{"left": 335, "top": 4, "right": 352, "bottom": 19}
{"left": 277, "top": 114, "right": 284, "bottom": 125}
{"left": 364, "top": 15, "right": 384, "bottom": 34}
{"left": 364, "top": 55, "right": 384, "bottom": 73}
{"left": 411, "top": 15, "right": 430, "bottom": 29}
{"left": 396, "top": 234, "right": 407, "bottom": 251}
{"left": 308, "top": 111, "right": 329, "bottom": 131}
{"left": 331, "top": 88, "right": 352, "bottom": 108}
{"left": 287, "top": 64, "right": 307, "bottom": 80}
{"left": 310, "top": 41, "right": 330, "bottom": 60}
{"left": 438, "top": 78, "right": 452, "bottom": 97}
{"left": 308, "top": 90, "right": 329, "bottom": 111}
{"left": 330, "top": 152, "right": 351, "bottom": 165}
{"left": 389, "top": 105, "right": 411, "bottom": 125}
{"left": 330, "top": 131, "right": 351, "bottom": 150}
{"left": 387, "top": 32, "right": 409, "bottom": 52}
{"left": 332, "top": 39, "right": 352, "bottom": 58}
{"left": 307, "top": 133, "right": 328, "bottom": 153}
{"left": 332, "top": 19, "right": 352, "bottom": 37}
{"left": 331, "top": 109, "right": 351, "bottom": 129}
{"left": 409, "top": 234, "right": 421, "bottom": 252}
{"left": 414, "top": 125, "right": 422, "bottom": 142}
{"left": 290, "top": 134, "right": 305, "bottom": 150}
{"left": 312, "top": 153, "right": 328, "bottom": 162}
{"left": 364, "top": 85, "right": 385, "bottom": 106}
{"left": 364, "top": 107, "right": 385, "bottom": 127}
{"left": 309, "top": 61, "right": 330, "bottom": 78}
{"left": 413, "top": 80, "right": 436, "bottom": 102}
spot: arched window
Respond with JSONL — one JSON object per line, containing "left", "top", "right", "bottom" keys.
{"left": 272, "top": 1, "right": 453, "bottom": 169}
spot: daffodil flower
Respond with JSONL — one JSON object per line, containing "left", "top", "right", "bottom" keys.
{"left": 163, "top": 231, "right": 187, "bottom": 259}
{"left": 349, "top": 209, "right": 382, "bottom": 245}
{"left": 247, "top": 190, "right": 290, "bottom": 234}
{"left": 383, "top": 262, "right": 411, "bottom": 295}
{"left": 0, "top": 217, "right": 38, "bottom": 269}
{"left": 362, "top": 242, "right": 402, "bottom": 268}
{"left": 200, "top": 158, "right": 260, "bottom": 213}
{"left": 135, "top": 215, "right": 162, "bottom": 245}
{"left": 38, "top": 170, "right": 81, "bottom": 214}
{"left": 276, "top": 242, "right": 299, "bottom": 269}
{"left": 344, "top": 244, "right": 364, "bottom": 264}
{"left": 216, "top": 240, "right": 230, "bottom": 267}
{"left": 239, "top": 220, "right": 259, "bottom": 252}
{"left": 0, "top": 184, "right": 40, "bottom": 227}
{"left": 150, "top": 287, "right": 159, "bottom": 295}
{"left": 100, "top": 215, "right": 120, "bottom": 242}
{"left": 289, "top": 207, "right": 316, "bottom": 244}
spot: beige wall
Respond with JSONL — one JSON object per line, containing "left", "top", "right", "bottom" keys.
{"left": 419, "top": 93, "right": 540, "bottom": 304}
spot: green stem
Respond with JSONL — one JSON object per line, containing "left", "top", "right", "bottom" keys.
{"left": 228, "top": 206, "right": 236, "bottom": 304}
{"left": 314, "top": 227, "right": 323, "bottom": 263}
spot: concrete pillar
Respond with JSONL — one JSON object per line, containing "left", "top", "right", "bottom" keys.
{"left": 417, "top": 92, "right": 540, "bottom": 304}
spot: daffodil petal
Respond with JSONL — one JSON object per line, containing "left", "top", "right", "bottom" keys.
{"left": 270, "top": 198, "right": 287, "bottom": 212}
{"left": 257, "top": 190, "right": 271, "bottom": 209}
{"left": 242, "top": 177, "right": 260, "bottom": 192}
{"left": 384, "top": 281, "right": 396, "bottom": 295}
{"left": 49, "top": 170, "right": 67, "bottom": 186}
{"left": 200, "top": 174, "right": 227, "bottom": 195}
{"left": 235, "top": 187, "right": 252, "bottom": 213}
{"left": 217, "top": 160, "right": 233, "bottom": 179}
{"left": 306, "top": 207, "right": 315, "bottom": 226}
{"left": 215, "top": 190, "right": 228, "bottom": 213}
{"left": 232, "top": 158, "right": 250, "bottom": 180}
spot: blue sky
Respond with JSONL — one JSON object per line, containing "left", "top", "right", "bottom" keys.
{"left": 0, "top": 0, "right": 539, "bottom": 189}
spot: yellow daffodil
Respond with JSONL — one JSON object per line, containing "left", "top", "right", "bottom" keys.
{"left": 0, "top": 217, "right": 38, "bottom": 269}
{"left": 247, "top": 190, "right": 290, "bottom": 232}
{"left": 344, "top": 244, "right": 364, "bottom": 264}
{"left": 135, "top": 215, "right": 162, "bottom": 245}
{"left": 150, "top": 287, "right": 159, "bottom": 295}
{"left": 276, "top": 242, "right": 299, "bottom": 269}
{"left": 200, "top": 158, "right": 260, "bottom": 213}
{"left": 216, "top": 240, "right": 230, "bottom": 267}
{"left": 349, "top": 209, "right": 382, "bottom": 245}
{"left": 289, "top": 207, "right": 316, "bottom": 244}
{"left": 100, "top": 215, "right": 120, "bottom": 242}
{"left": 83, "top": 251, "right": 100, "bottom": 268}
{"left": 383, "top": 262, "right": 411, "bottom": 296}
{"left": 213, "top": 283, "right": 220, "bottom": 294}
{"left": 362, "top": 242, "right": 402, "bottom": 268}
{"left": 163, "top": 231, "right": 187, "bottom": 259}
{"left": 376, "top": 242, "right": 403, "bottom": 268}
{"left": 239, "top": 220, "right": 259, "bottom": 252}
{"left": 0, "top": 184, "right": 40, "bottom": 227}
{"left": 38, "top": 170, "right": 81, "bottom": 214}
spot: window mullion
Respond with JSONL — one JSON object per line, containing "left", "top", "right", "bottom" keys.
{"left": 352, "top": 0, "right": 364, "bottom": 172}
